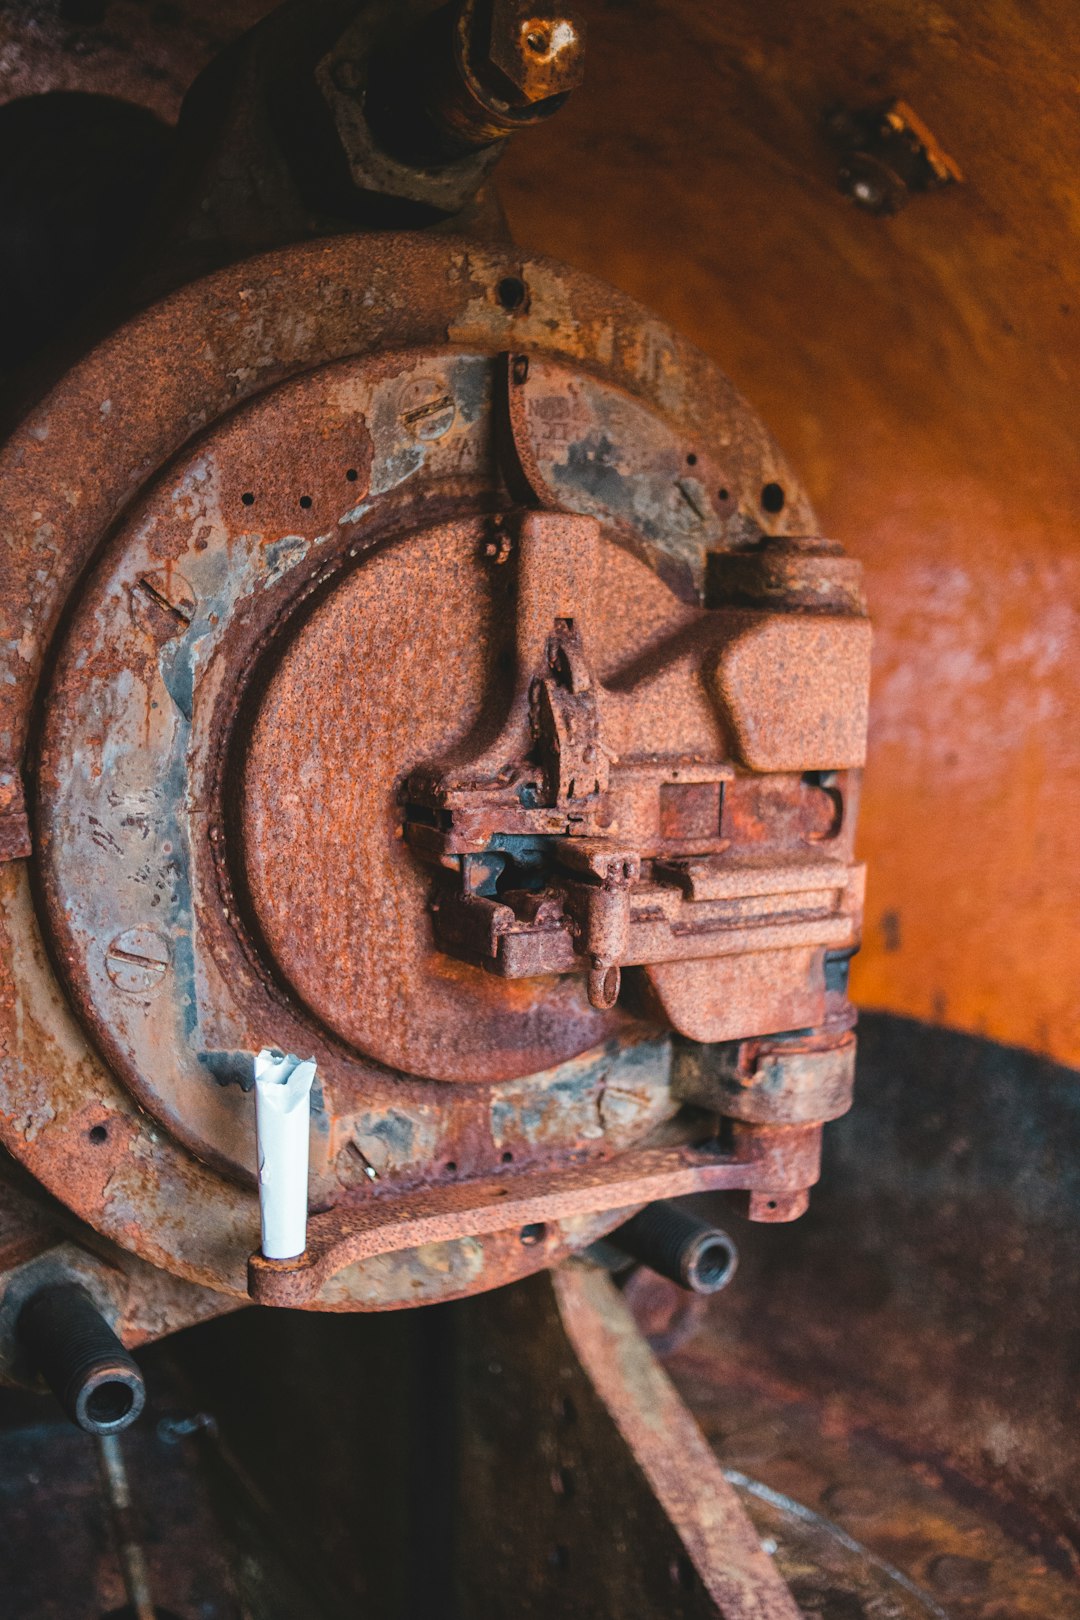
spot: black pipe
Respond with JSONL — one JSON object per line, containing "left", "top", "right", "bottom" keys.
{"left": 609, "top": 1200, "right": 738, "bottom": 1294}
{"left": 18, "top": 1283, "right": 145, "bottom": 1434}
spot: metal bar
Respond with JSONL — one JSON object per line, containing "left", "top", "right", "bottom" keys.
{"left": 248, "top": 1130, "right": 819, "bottom": 1305}
{"left": 97, "top": 1433, "right": 156, "bottom": 1620}
{"left": 554, "top": 1263, "right": 803, "bottom": 1619}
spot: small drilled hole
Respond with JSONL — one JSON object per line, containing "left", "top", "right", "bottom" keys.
{"left": 686, "top": 452, "right": 698, "bottom": 466}
{"left": 445, "top": 1160, "right": 457, "bottom": 1175}
{"left": 240, "top": 491, "right": 255, "bottom": 507}
{"left": 766, "top": 1199, "right": 778, "bottom": 1210}
{"left": 88, "top": 1124, "right": 108, "bottom": 1144}
{"left": 761, "top": 481, "right": 785, "bottom": 514}
{"left": 299, "top": 495, "right": 313, "bottom": 510}
{"left": 718, "top": 487, "right": 730, "bottom": 501}
{"left": 520, "top": 1222, "right": 547, "bottom": 1246}
{"left": 345, "top": 468, "right": 359, "bottom": 482}
{"left": 501, "top": 1150, "right": 514, "bottom": 1164}
{"left": 526, "top": 29, "right": 549, "bottom": 54}
{"left": 497, "top": 275, "right": 528, "bottom": 312}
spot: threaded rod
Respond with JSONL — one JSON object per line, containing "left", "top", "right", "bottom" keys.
{"left": 18, "top": 1283, "right": 145, "bottom": 1434}
{"left": 610, "top": 1200, "right": 738, "bottom": 1294}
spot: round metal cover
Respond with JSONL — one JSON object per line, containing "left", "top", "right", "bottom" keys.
{"left": 0, "top": 232, "right": 811, "bottom": 1305}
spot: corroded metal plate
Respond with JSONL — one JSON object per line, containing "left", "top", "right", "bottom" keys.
{"left": 0, "top": 232, "right": 813, "bottom": 1305}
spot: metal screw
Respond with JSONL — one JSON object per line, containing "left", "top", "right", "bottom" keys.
{"left": 399, "top": 377, "right": 456, "bottom": 440}
{"left": 18, "top": 1283, "right": 146, "bottom": 1434}
{"left": 105, "top": 928, "right": 169, "bottom": 994}
{"left": 129, "top": 570, "right": 196, "bottom": 633}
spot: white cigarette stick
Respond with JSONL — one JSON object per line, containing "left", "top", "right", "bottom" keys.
{"left": 253, "top": 1048, "right": 316, "bottom": 1260}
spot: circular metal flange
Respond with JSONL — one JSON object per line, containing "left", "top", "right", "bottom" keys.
{"left": 0, "top": 232, "right": 812, "bottom": 1306}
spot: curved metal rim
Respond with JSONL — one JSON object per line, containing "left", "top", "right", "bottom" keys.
{"left": 0, "top": 229, "right": 814, "bottom": 1301}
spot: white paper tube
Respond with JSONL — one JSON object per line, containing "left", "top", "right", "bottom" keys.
{"left": 254, "top": 1048, "right": 316, "bottom": 1261}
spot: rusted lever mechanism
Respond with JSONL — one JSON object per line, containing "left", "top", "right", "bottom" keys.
{"left": 248, "top": 1124, "right": 820, "bottom": 1306}
{"left": 404, "top": 509, "right": 868, "bottom": 1019}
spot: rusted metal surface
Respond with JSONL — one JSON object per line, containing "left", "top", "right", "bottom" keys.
{"left": 673, "top": 1026, "right": 858, "bottom": 1126}
{"left": 0, "top": 1174, "right": 241, "bottom": 1388}
{"left": 248, "top": 1127, "right": 822, "bottom": 1306}
{"left": 404, "top": 507, "right": 867, "bottom": 1024}
{"left": 483, "top": 2, "right": 586, "bottom": 106}
{"left": 7, "top": 1041, "right": 1077, "bottom": 1619}
{"left": 555, "top": 1263, "right": 803, "bottom": 1619}
{"left": 2, "top": 0, "right": 1078, "bottom": 1083}
{"left": 0, "top": 1, "right": 265, "bottom": 121}
{"left": 644, "top": 1009, "right": 1080, "bottom": 1617}
{"left": 0, "top": 220, "right": 859, "bottom": 1324}
{"left": 496, "top": 0, "right": 1080, "bottom": 1072}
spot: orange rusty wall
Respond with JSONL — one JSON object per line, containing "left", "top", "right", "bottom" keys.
{"left": 500, "top": 0, "right": 1080, "bottom": 1070}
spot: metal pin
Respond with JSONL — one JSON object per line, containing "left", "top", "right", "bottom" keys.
{"left": 98, "top": 1431, "right": 156, "bottom": 1620}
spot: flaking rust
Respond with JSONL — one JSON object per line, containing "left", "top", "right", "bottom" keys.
{"left": 0, "top": 228, "right": 866, "bottom": 1326}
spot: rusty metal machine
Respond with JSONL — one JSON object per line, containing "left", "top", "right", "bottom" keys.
{"left": 27, "top": 3, "right": 1073, "bottom": 1616}
{"left": 3, "top": 0, "right": 1079, "bottom": 1616}
{"left": 0, "top": 0, "right": 869, "bottom": 1350}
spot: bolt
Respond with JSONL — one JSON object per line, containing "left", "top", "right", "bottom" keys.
{"left": 105, "top": 928, "right": 169, "bottom": 994}
{"left": 608, "top": 1200, "right": 738, "bottom": 1294}
{"left": 399, "top": 377, "right": 457, "bottom": 440}
{"left": 129, "top": 570, "right": 196, "bottom": 635}
{"left": 837, "top": 157, "right": 899, "bottom": 216}
{"left": 18, "top": 1284, "right": 146, "bottom": 1435}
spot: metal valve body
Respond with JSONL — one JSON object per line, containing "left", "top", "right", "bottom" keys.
{"left": 0, "top": 230, "right": 868, "bottom": 1328}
